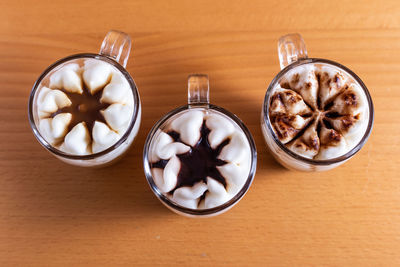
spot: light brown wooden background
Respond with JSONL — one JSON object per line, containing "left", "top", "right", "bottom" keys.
{"left": 1, "top": 0, "right": 400, "bottom": 266}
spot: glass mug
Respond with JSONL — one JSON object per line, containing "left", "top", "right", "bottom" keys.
{"left": 261, "top": 33, "right": 374, "bottom": 171}
{"left": 28, "top": 30, "right": 141, "bottom": 167}
{"left": 143, "top": 74, "right": 257, "bottom": 217}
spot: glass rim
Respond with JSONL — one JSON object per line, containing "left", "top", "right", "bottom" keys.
{"left": 262, "top": 58, "right": 374, "bottom": 166}
{"left": 143, "top": 104, "right": 257, "bottom": 216}
{"left": 28, "top": 53, "right": 140, "bottom": 160}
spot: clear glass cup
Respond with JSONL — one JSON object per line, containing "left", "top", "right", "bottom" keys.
{"left": 28, "top": 30, "right": 141, "bottom": 167}
{"left": 143, "top": 74, "right": 257, "bottom": 217}
{"left": 261, "top": 33, "right": 374, "bottom": 171}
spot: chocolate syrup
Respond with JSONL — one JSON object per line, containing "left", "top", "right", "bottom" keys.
{"left": 151, "top": 121, "right": 231, "bottom": 193}
{"left": 48, "top": 84, "right": 110, "bottom": 132}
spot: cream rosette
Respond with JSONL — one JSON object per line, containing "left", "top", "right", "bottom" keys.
{"left": 37, "top": 59, "right": 134, "bottom": 155}
{"left": 150, "top": 110, "right": 251, "bottom": 209}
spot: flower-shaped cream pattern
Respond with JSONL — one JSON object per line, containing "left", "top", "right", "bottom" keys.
{"left": 36, "top": 59, "right": 134, "bottom": 155}
{"left": 149, "top": 109, "right": 252, "bottom": 209}
{"left": 269, "top": 63, "right": 369, "bottom": 160}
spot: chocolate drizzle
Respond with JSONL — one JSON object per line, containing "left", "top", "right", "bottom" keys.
{"left": 151, "top": 121, "right": 230, "bottom": 193}
{"left": 47, "top": 84, "right": 111, "bottom": 133}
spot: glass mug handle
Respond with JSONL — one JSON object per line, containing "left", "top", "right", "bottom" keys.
{"left": 188, "top": 74, "right": 210, "bottom": 107}
{"left": 100, "top": 30, "right": 132, "bottom": 68}
{"left": 278, "top": 33, "right": 308, "bottom": 69}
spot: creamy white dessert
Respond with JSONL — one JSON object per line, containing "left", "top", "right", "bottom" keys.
{"left": 149, "top": 109, "right": 252, "bottom": 210}
{"left": 35, "top": 58, "right": 135, "bottom": 155}
{"left": 268, "top": 63, "right": 369, "bottom": 160}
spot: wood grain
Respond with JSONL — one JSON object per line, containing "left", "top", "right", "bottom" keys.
{"left": 1, "top": 0, "right": 400, "bottom": 266}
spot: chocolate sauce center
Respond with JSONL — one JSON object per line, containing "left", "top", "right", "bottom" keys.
{"left": 151, "top": 121, "right": 230, "bottom": 193}
{"left": 48, "top": 84, "right": 111, "bottom": 133}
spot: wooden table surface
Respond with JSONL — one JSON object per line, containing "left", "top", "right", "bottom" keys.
{"left": 1, "top": 0, "right": 400, "bottom": 266}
